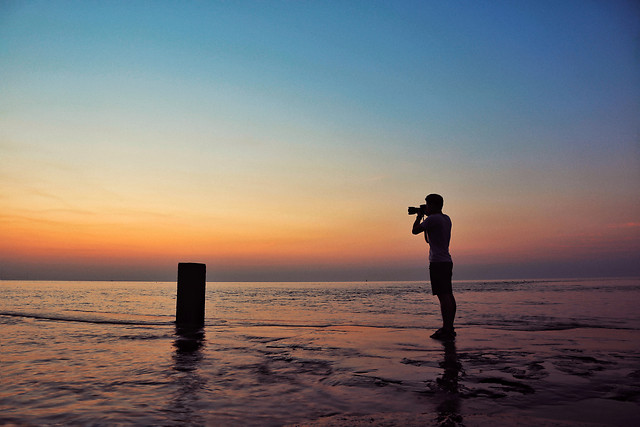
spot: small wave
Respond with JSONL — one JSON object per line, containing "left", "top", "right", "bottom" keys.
{"left": 65, "top": 308, "right": 173, "bottom": 318}
{"left": 465, "top": 320, "right": 635, "bottom": 332}
{"left": 0, "top": 311, "right": 173, "bottom": 326}
{"left": 237, "top": 320, "right": 425, "bottom": 330}
{"left": 519, "top": 323, "right": 635, "bottom": 332}
{"left": 2, "top": 313, "right": 421, "bottom": 330}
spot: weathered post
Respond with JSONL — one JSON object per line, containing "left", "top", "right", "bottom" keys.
{"left": 176, "top": 263, "right": 206, "bottom": 327}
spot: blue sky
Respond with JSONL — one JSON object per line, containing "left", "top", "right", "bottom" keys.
{"left": 1, "top": 1, "right": 639, "bottom": 280}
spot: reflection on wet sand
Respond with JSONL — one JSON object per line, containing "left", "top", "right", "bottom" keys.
{"left": 436, "top": 340, "right": 463, "bottom": 426}
{"left": 168, "top": 326, "right": 206, "bottom": 425}
{"left": 174, "top": 326, "right": 205, "bottom": 358}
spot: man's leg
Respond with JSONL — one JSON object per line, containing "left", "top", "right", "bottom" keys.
{"left": 437, "top": 293, "right": 456, "bottom": 331}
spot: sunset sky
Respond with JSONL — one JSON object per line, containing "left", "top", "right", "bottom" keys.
{"left": 1, "top": 1, "right": 639, "bottom": 281}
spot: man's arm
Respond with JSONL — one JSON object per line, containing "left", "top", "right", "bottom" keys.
{"left": 412, "top": 214, "right": 425, "bottom": 235}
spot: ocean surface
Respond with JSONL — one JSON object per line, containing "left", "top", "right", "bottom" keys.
{"left": 1, "top": 278, "right": 639, "bottom": 426}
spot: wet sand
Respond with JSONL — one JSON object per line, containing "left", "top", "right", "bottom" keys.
{"left": 2, "top": 280, "right": 639, "bottom": 425}
{"left": 234, "top": 324, "right": 640, "bottom": 426}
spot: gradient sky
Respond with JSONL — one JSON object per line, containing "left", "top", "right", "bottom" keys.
{"left": 1, "top": 0, "right": 639, "bottom": 281}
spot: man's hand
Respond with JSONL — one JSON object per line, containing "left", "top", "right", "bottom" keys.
{"left": 412, "top": 213, "right": 425, "bottom": 235}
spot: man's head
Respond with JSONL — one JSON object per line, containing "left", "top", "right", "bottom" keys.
{"left": 425, "top": 193, "right": 444, "bottom": 214}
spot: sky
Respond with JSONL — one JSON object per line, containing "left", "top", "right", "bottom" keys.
{"left": 1, "top": 0, "right": 639, "bottom": 281}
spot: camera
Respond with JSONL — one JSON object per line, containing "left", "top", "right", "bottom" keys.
{"left": 408, "top": 204, "right": 426, "bottom": 215}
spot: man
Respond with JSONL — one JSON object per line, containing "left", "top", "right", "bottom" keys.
{"left": 412, "top": 193, "right": 456, "bottom": 340}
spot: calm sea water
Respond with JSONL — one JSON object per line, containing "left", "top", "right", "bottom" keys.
{"left": 1, "top": 278, "right": 639, "bottom": 425}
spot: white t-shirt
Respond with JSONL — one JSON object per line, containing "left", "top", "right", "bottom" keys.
{"left": 421, "top": 213, "right": 452, "bottom": 263}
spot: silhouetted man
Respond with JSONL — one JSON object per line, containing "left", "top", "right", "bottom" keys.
{"left": 412, "top": 194, "right": 456, "bottom": 340}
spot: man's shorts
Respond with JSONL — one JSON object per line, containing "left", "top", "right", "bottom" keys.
{"left": 429, "top": 262, "right": 453, "bottom": 296}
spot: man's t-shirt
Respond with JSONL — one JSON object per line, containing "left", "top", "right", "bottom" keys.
{"left": 421, "top": 213, "right": 452, "bottom": 263}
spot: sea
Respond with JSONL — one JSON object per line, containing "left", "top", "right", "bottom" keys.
{"left": 1, "top": 278, "right": 639, "bottom": 426}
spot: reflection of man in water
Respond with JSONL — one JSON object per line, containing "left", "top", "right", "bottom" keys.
{"left": 411, "top": 193, "right": 456, "bottom": 340}
{"left": 436, "top": 341, "right": 463, "bottom": 425}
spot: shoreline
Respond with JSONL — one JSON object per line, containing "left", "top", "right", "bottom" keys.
{"left": 2, "top": 280, "right": 639, "bottom": 426}
{"left": 224, "top": 324, "right": 640, "bottom": 426}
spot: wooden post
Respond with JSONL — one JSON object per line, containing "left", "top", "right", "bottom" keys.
{"left": 176, "top": 263, "right": 206, "bottom": 327}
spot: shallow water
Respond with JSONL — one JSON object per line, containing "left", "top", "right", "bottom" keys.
{"left": 1, "top": 278, "right": 639, "bottom": 425}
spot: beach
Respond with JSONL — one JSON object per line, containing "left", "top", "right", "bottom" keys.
{"left": 1, "top": 279, "right": 639, "bottom": 426}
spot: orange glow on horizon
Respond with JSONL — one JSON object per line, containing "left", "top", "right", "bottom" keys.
{"left": 5, "top": 204, "right": 638, "bottom": 277}
{"left": 2, "top": 208, "right": 418, "bottom": 268}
